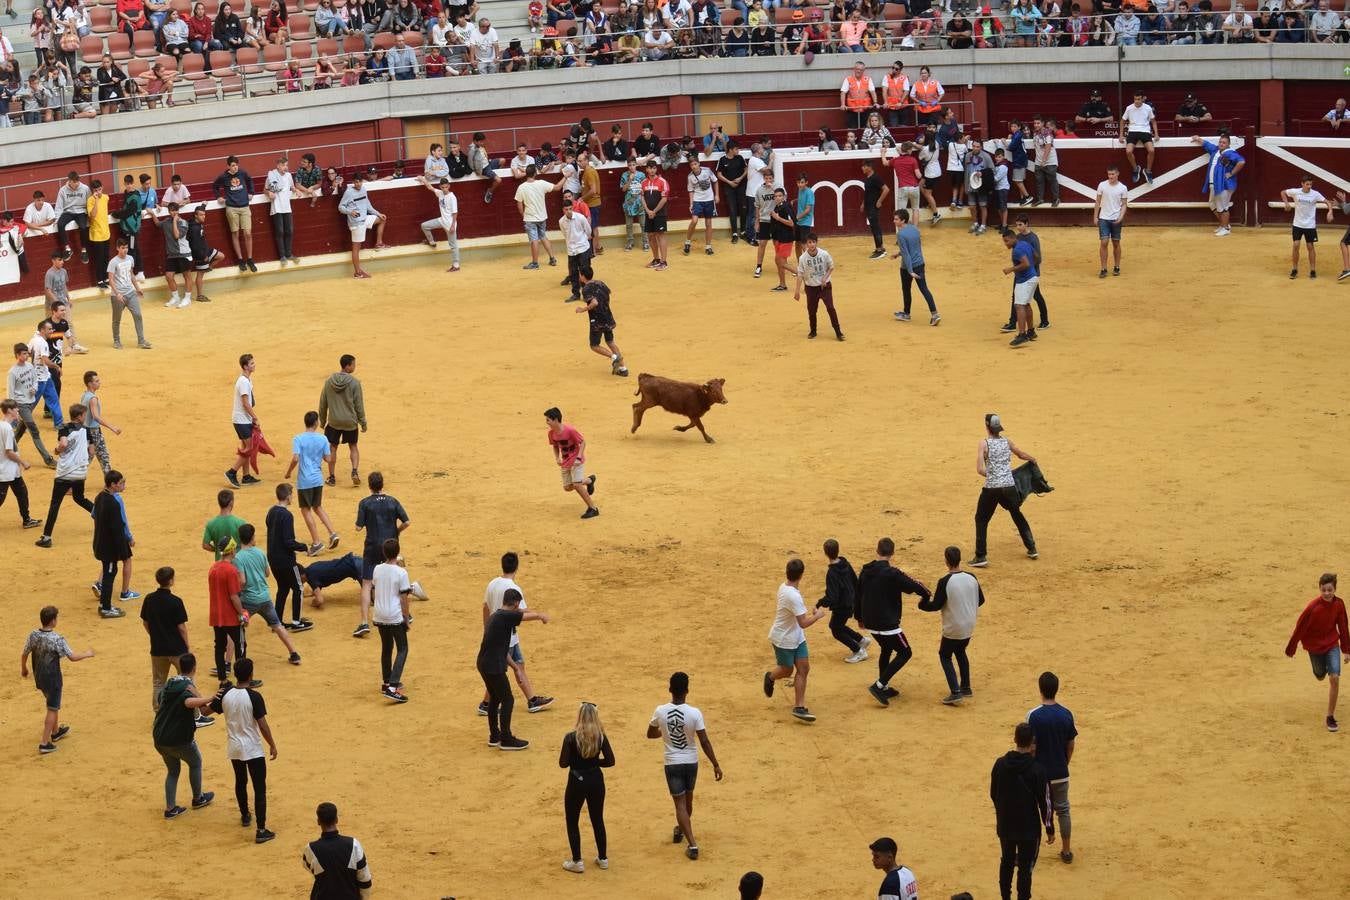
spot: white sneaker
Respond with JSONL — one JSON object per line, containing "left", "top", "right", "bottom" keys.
{"left": 859, "top": 635, "right": 874, "bottom": 651}
{"left": 175, "top": 295, "right": 192, "bottom": 308}
{"left": 135, "top": 271, "right": 146, "bottom": 282}
{"left": 1215, "top": 226, "right": 1231, "bottom": 237}
{"left": 164, "top": 293, "right": 180, "bottom": 308}
{"left": 595, "top": 858, "right": 609, "bottom": 870}
{"left": 409, "top": 580, "right": 430, "bottom": 601}
{"left": 562, "top": 860, "right": 584, "bottom": 874}
{"left": 844, "top": 648, "right": 870, "bottom": 664}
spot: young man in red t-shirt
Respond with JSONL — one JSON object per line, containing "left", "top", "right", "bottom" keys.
{"left": 1286, "top": 572, "right": 1350, "bottom": 732}
{"left": 545, "top": 407, "right": 598, "bottom": 519}
{"left": 888, "top": 143, "right": 922, "bottom": 221}
{"left": 209, "top": 535, "right": 247, "bottom": 684}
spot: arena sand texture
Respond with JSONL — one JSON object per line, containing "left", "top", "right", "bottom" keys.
{"left": 0, "top": 227, "right": 1343, "bottom": 899}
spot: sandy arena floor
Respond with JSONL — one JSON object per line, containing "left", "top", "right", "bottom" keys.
{"left": 0, "top": 225, "right": 1344, "bottom": 899}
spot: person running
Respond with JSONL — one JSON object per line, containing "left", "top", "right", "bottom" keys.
{"left": 858, "top": 537, "right": 931, "bottom": 706}
{"left": 869, "top": 837, "right": 919, "bottom": 900}
{"left": 208, "top": 535, "right": 247, "bottom": 683}
{"left": 21, "top": 605, "right": 95, "bottom": 754}
{"left": 265, "top": 484, "right": 313, "bottom": 633}
{"left": 152, "top": 652, "right": 216, "bottom": 820}
{"left": 0, "top": 399, "right": 41, "bottom": 530}
{"left": 792, "top": 233, "right": 844, "bottom": 341}
{"left": 372, "top": 538, "right": 413, "bottom": 703}
{"left": 1001, "top": 214, "right": 1050, "bottom": 333}
{"left": 683, "top": 157, "right": 716, "bottom": 257}
{"left": 91, "top": 468, "right": 135, "bottom": 617}
{"left": 891, "top": 210, "right": 939, "bottom": 326}
{"left": 768, "top": 188, "right": 797, "bottom": 293}
{"left": 478, "top": 588, "right": 549, "bottom": 751}
{"left": 516, "top": 164, "right": 562, "bottom": 270}
{"left": 560, "top": 199, "right": 593, "bottom": 302}
{"left": 971, "top": 414, "right": 1038, "bottom": 567}
{"left": 764, "top": 557, "right": 827, "bottom": 722}
{"left": 1003, "top": 230, "right": 1039, "bottom": 348}
{"left": 107, "top": 238, "right": 151, "bottom": 349}
{"left": 576, "top": 268, "right": 628, "bottom": 376}
{"left": 209, "top": 657, "right": 278, "bottom": 844}
{"left": 1027, "top": 671, "right": 1078, "bottom": 863}
{"left": 1286, "top": 573, "right": 1350, "bottom": 732}
{"left": 750, "top": 169, "right": 777, "bottom": 279}
{"left": 303, "top": 802, "right": 373, "bottom": 897}
{"left": 1093, "top": 165, "right": 1129, "bottom": 279}
{"left": 479, "top": 551, "right": 554, "bottom": 717}
{"left": 318, "top": 354, "right": 367, "bottom": 488}
{"left": 990, "top": 722, "right": 1055, "bottom": 900}
{"left": 28, "top": 319, "right": 63, "bottom": 427}
{"left": 817, "top": 538, "right": 869, "bottom": 664}
{"left": 80, "top": 370, "right": 119, "bottom": 473}
{"left": 861, "top": 161, "right": 890, "bottom": 259}
{"left": 640, "top": 160, "right": 670, "bottom": 270}
{"left": 353, "top": 472, "right": 410, "bottom": 638}
{"left": 647, "top": 671, "right": 723, "bottom": 860}
{"left": 9, "top": 342, "right": 55, "bottom": 467}
{"left": 35, "top": 403, "right": 92, "bottom": 550}
{"left": 234, "top": 524, "right": 302, "bottom": 667}
{"left": 1283, "top": 174, "right": 1333, "bottom": 280}
{"left": 918, "top": 545, "right": 985, "bottom": 705}
{"left": 226, "top": 354, "right": 262, "bottom": 489}
{"left": 546, "top": 407, "right": 598, "bottom": 519}
{"left": 285, "top": 411, "right": 339, "bottom": 556}
{"left": 420, "top": 178, "right": 461, "bottom": 272}
{"left": 559, "top": 701, "right": 615, "bottom": 874}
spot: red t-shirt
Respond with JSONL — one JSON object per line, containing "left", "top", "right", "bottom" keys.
{"left": 548, "top": 424, "right": 584, "bottom": 465}
{"left": 889, "top": 155, "right": 921, "bottom": 189}
{"left": 117, "top": 0, "right": 146, "bottom": 26}
{"left": 208, "top": 560, "right": 243, "bottom": 627}
{"left": 1287, "top": 595, "right": 1350, "bottom": 656}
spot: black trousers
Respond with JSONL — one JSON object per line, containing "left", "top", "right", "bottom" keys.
{"left": 901, "top": 264, "right": 937, "bottom": 314}
{"left": 874, "top": 631, "right": 912, "bottom": 686}
{"left": 805, "top": 284, "right": 841, "bottom": 335}
{"left": 272, "top": 561, "right": 302, "bottom": 622}
{"left": 564, "top": 769, "right": 607, "bottom": 862}
{"left": 999, "top": 835, "right": 1039, "bottom": 900}
{"left": 865, "top": 207, "right": 883, "bottom": 249}
{"left": 232, "top": 757, "right": 268, "bottom": 829}
{"left": 213, "top": 624, "right": 242, "bottom": 680}
{"left": 97, "top": 557, "right": 124, "bottom": 611}
{"left": 975, "top": 486, "right": 1034, "bottom": 558}
{"left": 42, "top": 477, "right": 91, "bottom": 538}
{"left": 377, "top": 622, "right": 409, "bottom": 687}
{"left": 827, "top": 606, "right": 862, "bottom": 653}
{"left": 1007, "top": 284, "right": 1049, "bottom": 325}
{"left": 89, "top": 240, "right": 110, "bottom": 285}
{"left": 721, "top": 185, "right": 746, "bottom": 237}
{"left": 846, "top": 109, "right": 868, "bottom": 130}
{"left": 568, "top": 248, "right": 592, "bottom": 299}
{"left": 0, "top": 476, "right": 31, "bottom": 521}
{"left": 272, "top": 212, "right": 294, "bottom": 259}
{"left": 55, "top": 211, "right": 89, "bottom": 251}
{"left": 124, "top": 230, "right": 142, "bottom": 272}
{"left": 480, "top": 670, "right": 514, "bottom": 741}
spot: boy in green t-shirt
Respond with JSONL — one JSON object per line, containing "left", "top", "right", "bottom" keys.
{"left": 202, "top": 489, "right": 246, "bottom": 560}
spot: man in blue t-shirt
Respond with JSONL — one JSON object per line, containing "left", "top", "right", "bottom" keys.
{"left": 1002, "top": 230, "right": 1040, "bottom": 348}
{"left": 284, "top": 411, "right": 338, "bottom": 558}
{"left": 794, "top": 173, "right": 816, "bottom": 257}
{"left": 1028, "top": 670, "right": 1078, "bottom": 864}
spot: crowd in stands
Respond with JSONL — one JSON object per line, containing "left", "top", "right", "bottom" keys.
{"left": 1, "top": 0, "right": 1348, "bottom": 128}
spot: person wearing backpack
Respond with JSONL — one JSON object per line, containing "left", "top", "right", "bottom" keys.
{"left": 152, "top": 652, "right": 217, "bottom": 819}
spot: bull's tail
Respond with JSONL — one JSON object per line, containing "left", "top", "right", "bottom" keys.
{"left": 634, "top": 373, "right": 653, "bottom": 397}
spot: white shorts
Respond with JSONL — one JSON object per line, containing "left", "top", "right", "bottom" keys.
{"left": 1013, "top": 277, "right": 1039, "bottom": 306}
{"left": 897, "top": 186, "right": 920, "bottom": 209}
{"left": 350, "top": 213, "right": 379, "bottom": 243}
{"left": 560, "top": 461, "right": 586, "bottom": 487}
{"left": 1208, "top": 189, "right": 1232, "bottom": 214}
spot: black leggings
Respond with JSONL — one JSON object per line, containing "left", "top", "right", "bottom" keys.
{"left": 902, "top": 264, "right": 937, "bottom": 314}
{"left": 999, "top": 835, "right": 1039, "bottom": 900}
{"left": 272, "top": 212, "right": 294, "bottom": 259}
{"left": 42, "top": 477, "right": 91, "bottom": 538}
{"left": 213, "top": 624, "right": 242, "bottom": 680}
{"left": 481, "top": 670, "right": 514, "bottom": 741}
{"left": 97, "top": 557, "right": 122, "bottom": 612}
{"left": 721, "top": 185, "right": 746, "bottom": 237}
{"left": 866, "top": 207, "right": 883, "bottom": 249}
{"left": 874, "top": 631, "right": 912, "bottom": 686}
{"left": 232, "top": 756, "right": 268, "bottom": 829}
{"left": 273, "top": 563, "right": 302, "bottom": 622}
{"left": 975, "top": 486, "right": 1034, "bottom": 558}
{"left": 0, "top": 476, "right": 31, "bottom": 522}
{"left": 827, "top": 606, "right": 862, "bottom": 653}
{"left": 564, "top": 770, "right": 607, "bottom": 862}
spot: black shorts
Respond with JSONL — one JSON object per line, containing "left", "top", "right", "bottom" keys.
{"left": 361, "top": 546, "right": 382, "bottom": 580}
{"left": 1342, "top": 225, "right": 1350, "bottom": 246}
{"left": 664, "top": 762, "right": 699, "bottom": 796}
{"left": 298, "top": 486, "right": 323, "bottom": 509}
{"left": 1293, "top": 226, "right": 1319, "bottom": 244}
{"left": 589, "top": 327, "right": 614, "bottom": 347}
{"left": 757, "top": 221, "right": 772, "bottom": 241}
{"left": 644, "top": 215, "right": 667, "bottom": 234}
{"left": 324, "top": 425, "right": 358, "bottom": 445}
{"left": 165, "top": 257, "right": 190, "bottom": 274}
{"left": 923, "top": 175, "right": 940, "bottom": 191}
{"left": 1126, "top": 131, "right": 1153, "bottom": 146}
{"left": 233, "top": 423, "right": 254, "bottom": 440}
{"left": 794, "top": 224, "right": 813, "bottom": 243}
{"left": 192, "top": 249, "right": 220, "bottom": 271}
{"left": 949, "top": 171, "right": 963, "bottom": 188}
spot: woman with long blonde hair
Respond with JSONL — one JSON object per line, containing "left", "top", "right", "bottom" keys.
{"left": 558, "top": 702, "right": 614, "bottom": 874}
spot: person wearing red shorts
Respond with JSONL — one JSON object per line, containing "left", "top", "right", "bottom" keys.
{"left": 768, "top": 188, "right": 797, "bottom": 292}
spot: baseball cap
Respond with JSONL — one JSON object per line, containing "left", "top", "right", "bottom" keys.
{"left": 1089, "top": 88, "right": 1102, "bottom": 97}
{"left": 986, "top": 413, "right": 1004, "bottom": 433}
{"left": 869, "top": 837, "right": 898, "bottom": 855}
{"left": 216, "top": 535, "right": 237, "bottom": 554}
{"left": 1184, "top": 92, "right": 1196, "bottom": 100}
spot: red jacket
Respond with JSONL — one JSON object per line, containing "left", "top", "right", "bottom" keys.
{"left": 1286, "top": 595, "right": 1350, "bottom": 656}
{"left": 188, "top": 14, "right": 214, "bottom": 43}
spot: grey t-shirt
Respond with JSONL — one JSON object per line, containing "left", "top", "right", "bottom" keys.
{"left": 107, "top": 255, "right": 136, "bottom": 296}
{"left": 755, "top": 185, "right": 776, "bottom": 222}
{"left": 44, "top": 266, "right": 69, "bottom": 303}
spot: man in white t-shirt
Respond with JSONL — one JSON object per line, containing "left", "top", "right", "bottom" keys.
{"left": 683, "top": 157, "right": 717, "bottom": 256}
{"left": 764, "top": 558, "right": 827, "bottom": 723}
{"left": 23, "top": 192, "right": 57, "bottom": 235}
{"left": 647, "top": 671, "right": 723, "bottom": 861}
{"left": 264, "top": 157, "right": 298, "bottom": 266}
{"left": 744, "top": 148, "right": 768, "bottom": 231}
{"left": 371, "top": 538, "right": 412, "bottom": 703}
{"left": 27, "top": 320, "right": 63, "bottom": 428}
{"left": 509, "top": 144, "right": 537, "bottom": 179}
{"left": 1093, "top": 166, "right": 1130, "bottom": 278}
{"left": 1119, "top": 91, "right": 1157, "bottom": 185}
{"left": 479, "top": 551, "right": 553, "bottom": 716}
{"left": 468, "top": 18, "right": 500, "bottom": 74}
{"left": 209, "top": 658, "right": 278, "bottom": 845}
{"left": 0, "top": 400, "right": 40, "bottom": 528}
{"left": 560, "top": 200, "right": 593, "bottom": 302}
{"left": 420, "top": 179, "right": 461, "bottom": 272}
{"left": 1282, "top": 174, "right": 1333, "bottom": 279}
{"left": 515, "top": 165, "right": 562, "bottom": 270}
{"left": 227, "top": 353, "right": 261, "bottom": 489}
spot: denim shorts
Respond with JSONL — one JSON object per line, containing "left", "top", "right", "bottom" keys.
{"left": 524, "top": 221, "right": 547, "bottom": 241}
{"left": 1097, "top": 218, "right": 1123, "bottom": 240}
{"left": 690, "top": 200, "right": 716, "bottom": 218}
{"left": 40, "top": 682, "right": 62, "bottom": 711}
{"left": 509, "top": 643, "right": 524, "bottom": 665}
{"left": 1310, "top": 647, "right": 1342, "bottom": 680}
{"left": 664, "top": 762, "right": 699, "bottom": 796}
{"left": 773, "top": 641, "right": 808, "bottom": 667}
{"left": 244, "top": 599, "right": 281, "bottom": 628}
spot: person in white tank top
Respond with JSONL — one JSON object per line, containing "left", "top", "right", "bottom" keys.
{"left": 972, "top": 413, "right": 1038, "bottom": 567}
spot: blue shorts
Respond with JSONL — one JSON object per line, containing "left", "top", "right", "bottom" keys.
{"left": 509, "top": 643, "right": 524, "bottom": 665}
{"left": 773, "top": 641, "right": 808, "bottom": 667}
{"left": 40, "top": 682, "right": 62, "bottom": 711}
{"left": 524, "top": 221, "right": 547, "bottom": 241}
{"left": 1310, "top": 647, "right": 1342, "bottom": 680}
{"left": 690, "top": 200, "right": 716, "bottom": 219}
{"left": 1097, "top": 218, "right": 1123, "bottom": 241}
{"left": 361, "top": 547, "right": 382, "bottom": 580}
{"left": 233, "top": 423, "right": 254, "bottom": 440}
{"left": 589, "top": 206, "right": 602, "bottom": 228}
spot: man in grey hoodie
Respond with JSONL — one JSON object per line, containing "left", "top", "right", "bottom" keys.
{"left": 918, "top": 545, "right": 985, "bottom": 705}
{"left": 318, "top": 354, "right": 367, "bottom": 487}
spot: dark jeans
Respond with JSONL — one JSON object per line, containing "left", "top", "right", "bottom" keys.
{"left": 974, "top": 486, "right": 1034, "bottom": 558}
{"left": 564, "top": 769, "right": 607, "bottom": 862}
{"left": 865, "top": 207, "right": 883, "bottom": 249}
{"left": 874, "top": 631, "right": 912, "bottom": 686}
{"left": 721, "top": 184, "right": 746, "bottom": 237}
{"left": 232, "top": 756, "right": 267, "bottom": 829}
{"left": 213, "top": 624, "right": 242, "bottom": 680}
{"left": 55, "top": 211, "right": 89, "bottom": 251}
{"left": 0, "top": 476, "right": 31, "bottom": 522}
{"left": 97, "top": 556, "right": 124, "bottom": 611}
{"left": 271, "top": 212, "right": 293, "bottom": 259}
{"left": 1007, "top": 284, "right": 1049, "bottom": 326}
{"left": 938, "top": 636, "right": 971, "bottom": 694}
{"left": 805, "top": 283, "right": 841, "bottom": 336}
{"left": 885, "top": 106, "right": 915, "bottom": 128}
{"left": 999, "top": 835, "right": 1039, "bottom": 900}
{"left": 901, "top": 264, "right": 937, "bottom": 313}
{"left": 124, "top": 230, "right": 142, "bottom": 272}
{"left": 481, "top": 669, "right": 514, "bottom": 741}
{"left": 1034, "top": 164, "right": 1059, "bottom": 204}
{"left": 827, "top": 606, "right": 862, "bottom": 653}
{"left": 89, "top": 239, "right": 110, "bottom": 284}
{"left": 846, "top": 109, "right": 868, "bottom": 130}
{"left": 272, "top": 562, "right": 302, "bottom": 622}
{"left": 567, "top": 248, "right": 592, "bottom": 299}
{"left": 377, "top": 622, "right": 409, "bottom": 686}
{"left": 157, "top": 741, "right": 203, "bottom": 808}
{"left": 42, "top": 477, "right": 91, "bottom": 538}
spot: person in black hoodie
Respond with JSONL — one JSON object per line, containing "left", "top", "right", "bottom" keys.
{"left": 92, "top": 468, "right": 133, "bottom": 618}
{"left": 856, "top": 537, "right": 930, "bottom": 706}
{"left": 265, "top": 484, "right": 314, "bottom": 633}
{"left": 990, "top": 722, "right": 1054, "bottom": 900}
{"left": 816, "top": 539, "right": 870, "bottom": 663}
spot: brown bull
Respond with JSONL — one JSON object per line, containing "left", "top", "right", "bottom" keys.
{"left": 631, "top": 374, "right": 728, "bottom": 444}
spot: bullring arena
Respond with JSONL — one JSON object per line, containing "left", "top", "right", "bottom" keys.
{"left": 0, "top": 28, "right": 1348, "bottom": 900}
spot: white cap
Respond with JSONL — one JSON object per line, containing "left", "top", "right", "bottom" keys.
{"left": 986, "top": 413, "right": 1004, "bottom": 433}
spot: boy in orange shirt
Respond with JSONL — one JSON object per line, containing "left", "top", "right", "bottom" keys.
{"left": 1286, "top": 572, "right": 1350, "bottom": 732}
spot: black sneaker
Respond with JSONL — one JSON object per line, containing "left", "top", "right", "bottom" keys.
{"left": 961, "top": 687, "right": 974, "bottom": 697}
{"left": 241, "top": 475, "right": 262, "bottom": 485}
{"left": 499, "top": 737, "right": 530, "bottom": 751}
{"left": 192, "top": 791, "right": 215, "bottom": 809}
{"left": 238, "top": 261, "right": 248, "bottom": 272}
{"left": 683, "top": 241, "right": 691, "bottom": 255}
{"left": 673, "top": 826, "right": 683, "bottom": 843}
{"left": 22, "top": 517, "right": 42, "bottom": 528}
{"left": 770, "top": 284, "right": 788, "bottom": 292}
{"left": 1010, "top": 333, "right": 1030, "bottom": 347}
{"left": 868, "top": 249, "right": 886, "bottom": 260}
{"left": 79, "top": 247, "right": 89, "bottom": 263}
{"left": 255, "top": 828, "right": 276, "bottom": 844}
{"left": 1039, "top": 321, "right": 1051, "bottom": 329}
{"left": 942, "top": 692, "right": 964, "bottom": 706}
{"left": 225, "top": 469, "right": 241, "bottom": 487}
{"left": 288, "top": 652, "right": 301, "bottom": 665}
{"left": 285, "top": 620, "right": 314, "bottom": 632}
{"left": 241, "top": 813, "right": 252, "bottom": 827}
{"left": 587, "top": 474, "right": 597, "bottom": 496}
{"left": 807, "top": 331, "right": 817, "bottom": 339}
{"left": 868, "top": 683, "right": 890, "bottom": 706}
{"left": 35, "top": 535, "right": 51, "bottom": 548}
{"left": 38, "top": 742, "right": 57, "bottom": 754}
{"left": 836, "top": 332, "right": 845, "bottom": 342}
{"left": 248, "top": 679, "right": 263, "bottom": 688}
{"left": 791, "top": 706, "right": 816, "bottom": 722}
{"left": 1027, "top": 330, "right": 1038, "bottom": 342}
{"left": 1000, "top": 323, "right": 1016, "bottom": 332}
{"left": 763, "top": 671, "right": 774, "bottom": 697}
{"left": 1098, "top": 269, "right": 1107, "bottom": 279}
{"left": 1329, "top": 715, "right": 1340, "bottom": 733}
{"left": 1112, "top": 266, "right": 1120, "bottom": 277}
{"left": 969, "top": 556, "right": 989, "bottom": 567}
{"left": 686, "top": 845, "right": 700, "bottom": 860}
{"left": 883, "top": 686, "right": 900, "bottom": 698}
{"left": 353, "top": 622, "right": 370, "bottom": 638}
{"left": 1290, "top": 268, "right": 1298, "bottom": 279}
{"left": 325, "top": 475, "right": 336, "bottom": 486}
{"left": 527, "top": 695, "right": 554, "bottom": 712}
{"left": 164, "top": 806, "right": 187, "bottom": 819}
{"left": 52, "top": 724, "right": 70, "bottom": 741}
{"left": 477, "top": 700, "right": 489, "bottom": 717}
{"left": 246, "top": 259, "right": 258, "bottom": 273}
{"left": 195, "top": 715, "right": 215, "bottom": 727}
{"left": 381, "top": 685, "right": 409, "bottom": 703}
{"left": 1310, "top": 270, "right": 1317, "bottom": 280}
{"left": 488, "top": 735, "right": 501, "bottom": 747}
{"left": 580, "top": 507, "right": 599, "bottom": 519}
{"left": 1338, "top": 269, "right": 1350, "bottom": 282}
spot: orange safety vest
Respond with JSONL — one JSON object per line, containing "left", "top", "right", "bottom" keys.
{"left": 844, "top": 75, "right": 873, "bottom": 111}
{"left": 913, "top": 78, "right": 942, "bottom": 113}
{"left": 884, "top": 73, "right": 911, "bottom": 110}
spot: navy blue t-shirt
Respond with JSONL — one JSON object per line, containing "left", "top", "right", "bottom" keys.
{"left": 1027, "top": 703, "right": 1077, "bottom": 781}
